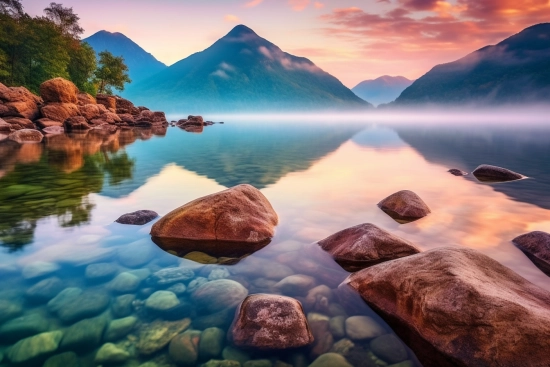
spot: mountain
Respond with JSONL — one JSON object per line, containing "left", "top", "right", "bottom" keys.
{"left": 352, "top": 76, "right": 413, "bottom": 106}
{"left": 83, "top": 30, "right": 167, "bottom": 85}
{"left": 124, "top": 25, "right": 372, "bottom": 113}
{"left": 395, "top": 23, "right": 550, "bottom": 105}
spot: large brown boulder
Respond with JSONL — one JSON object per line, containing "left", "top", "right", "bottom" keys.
{"left": 8, "top": 129, "right": 43, "bottom": 144}
{"left": 40, "top": 103, "right": 79, "bottom": 122}
{"left": 39, "top": 78, "right": 78, "bottom": 104}
{"left": 35, "top": 118, "right": 63, "bottom": 129}
{"left": 64, "top": 116, "right": 91, "bottom": 132}
{"left": 512, "top": 231, "right": 550, "bottom": 276}
{"left": 96, "top": 94, "right": 116, "bottom": 111}
{"left": 3, "top": 117, "right": 35, "bottom": 130}
{"left": 0, "top": 83, "right": 41, "bottom": 120}
{"left": 91, "top": 112, "right": 121, "bottom": 125}
{"left": 114, "top": 96, "right": 135, "bottom": 114}
{"left": 78, "top": 104, "right": 102, "bottom": 120}
{"left": 151, "top": 185, "right": 278, "bottom": 256}
{"left": 316, "top": 223, "right": 420, "bottom": 271}
{"left": 377, "top": 190, "right": 431, "bottom": 223}
{"left": 231, "top": 294, "right": 314, "bottom": 350}
{"left": 343, "top": 247, "right": 550, "bottom": 367}
{"left": 136, "top": 110, "right": 167, "bottom": 125}
{"left": 77, "top": 93, "right": 96, "bottom": 105}
{"left": 472, "top": 164, "right": 524, "bottom": 183}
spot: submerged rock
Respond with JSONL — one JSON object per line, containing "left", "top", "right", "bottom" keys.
{"left": 448, "top": 168, "right": 468, "bottom": 176}
{"left": 43, "top": 352, "right": 80, "bottom": 367}
{"left": 104, "top": 316, "right": 138, "bottom": 342}
{"left": 56, "top": 290, "right": 110, "bottom": 323}
{"left": 344, "top": 247, "right": 550, "bottom": 367}
{"left": 47, "top": 287, "right": 83, "bottom": 314}
{"left": 316, "top": 223, "right": 420, "bottom": 271}
{"left": 145, "top": 291, "right": 180, "bottom": 312}
{"left": 0, "top": 313, "right": 50, "bottom": 342}
{"left": 309, "top": 353, "right": 353, "bottom": 367}
{"left": 199, "top": 327, "right": 225, "bottom": 360}
{"left": 472, "top": 164, "right": 524, "bottom": 182}
{"left": 118, "top": 239, "right": 154, "bottom": 268}
{"left": 22, "top": 261, "right": 59, "bottom": 279}
{"left": 274, "top": 274, "right": 316, "bottom": 296}
{"left": 512, "top": 231, "right": 550, "bottom": 276}
{"left": 59, "top": 317, "right": 107, "bottom": 351}
{"left": 169, "top": 330, "right": 201, "bottom": 365}
{"left": 150, "top": 266, "right": 195, "bottom": 285}
{"left": 136, "top": 318, "right": 191, "bottom": 355}
{"left": 115, "top": 210, "right": 159, "bottom": 225}
{"left": 25, "top": 276, "right": 64, "bottom": 303}
{"left": 151, "top": 184, "right": 278, "bottom": 258}
{"left": 0, "top": 300, "right": 22, "bottom": 324}
{"left": 95, "top": 343, "right": 130, "bottom": 364}
{"left": 370, "top": 334, "right": 408, "bottom": 364}
{"left": 109, "top": 272, "right": 141, "bottom": 293}
{"left": 377, "top": 190, "right": 431, "bottom": 223}
{"left": 8, "top": 129, "right": 43, "bottom": 144}
{"left": 7, "top": 330, "right": 63, "bottom": 364}
{"left": 192, "top": 279, "right": 248, "bottom": 313}
{"left": 231, "top": 294, "right": 314, "bottom": 350}
{"left": 345, "top": 316, "right": 385, "bottom": 340}
{"left": 85, "top": 262, "right": 118, "bottom": 283}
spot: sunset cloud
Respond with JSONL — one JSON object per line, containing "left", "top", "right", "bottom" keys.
{"left": 224, "top": 14, "right": 241, "bottom": 22}
{"left": 314, "top": 2, "right": 325, "bottom": 9}
{"left": 289, "top": 0, "right": 311, "bottom": 11}
{"left": 244, "top": 0, "right": 263, "bottom": 7}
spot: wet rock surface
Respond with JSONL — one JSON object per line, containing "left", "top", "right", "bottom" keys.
{"left": 345, "top": 247, "right": 550, "bottom": 367}
{"left": 116, "top": 210, "right": 159, "bottom": 225}
{"left": 472, "top": 164, "right": 524, "bottom": 182}
{"left": 316, "top": 223, "right": 420, "bottom": 271}
{"left": 377, "top": 190, "right": 431, "bottom": 223}
{"left": 447, "top": 168, "right": 468, "bottom": 176}
{"left": 193, "top": 279, "right": 249, "bottom": 313}
{"left": 8, "top": 129, "right": 43, "bottom": 144}
{"left": 512, "top": 231, "right": 550, "bottom": 276}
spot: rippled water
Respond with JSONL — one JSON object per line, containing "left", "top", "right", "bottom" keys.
{"left": 0, "top": 115, "right": 549, "bottom": 367}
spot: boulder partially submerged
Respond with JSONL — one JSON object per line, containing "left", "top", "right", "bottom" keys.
{"left": 8, "top": 129, "right": 43, "bottom": 144}
{"left": 448, "top": 169, "right": 468, "bottom": 176}
{"left": 230, "top": 294, "right": 314, "bottom": 350}
{"left": 316, "top": 223, "right": 420, "bottom": 271}
{"left": 472, "top": 164, "right": 524, "bottom": 183}
{"left": 512, "top": 231, "right": 550, "bottom": 276}
{"left": 343, "top": 247, "right": 550, "bottom": 367}
{"left": 151, "top": 184, "right": 278, "bottom": 258}
{"left": 115, "top": 210, "right": 158, "bottom": 225}
{"left": 377, "top": 190, "right": 431, "bottom": 223}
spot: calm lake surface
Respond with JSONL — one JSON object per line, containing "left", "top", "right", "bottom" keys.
{"left": 0, "top": 114, "right": 549, "bottom": 367}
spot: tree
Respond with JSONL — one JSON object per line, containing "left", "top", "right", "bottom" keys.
{"left": 68, "top": 42, "right": 97, "bottom": 94}
{"left": 0, "top": 0, "right": 23, "bottom": 18}
{"left": 43, "top": 2, "right": 83, "bottom": 38}
{"left": 94, "top": 51, "right": 131, "bottom": 94}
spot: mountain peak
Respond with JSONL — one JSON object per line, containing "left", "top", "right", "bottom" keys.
{"left": 226, "top": 25, "right": 258, "bottom": 38}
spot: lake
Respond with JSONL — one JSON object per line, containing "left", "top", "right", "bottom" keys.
{"left": 0, "top": 113, "right": 549, "bottom": 367}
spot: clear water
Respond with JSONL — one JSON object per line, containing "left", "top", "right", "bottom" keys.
{"left": 0, "top": 115, "right": 549, "bottom": 367}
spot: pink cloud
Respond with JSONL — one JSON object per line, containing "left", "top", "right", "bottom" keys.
{"left": 244, "top": 0, "right": 263, "bottom": 8}
{"left": 224, "top": 14, "right": 240, "bottom": 23}
{"left": 289, "top": 0, "right": 310, "bottom": 11}
{"left": 314, "top": 2, "right": 325, "bottom": 9}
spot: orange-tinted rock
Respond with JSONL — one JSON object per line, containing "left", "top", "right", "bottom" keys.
{"left": 151, "top": 184, "right": 278, "bottom": 245}
{"left": 40, "top": 103, "right": 79, "bottom": 122}
{"left": 114, "top": 96, "right": 135, "bottom": 114}
{"left": 39, "top": 78, "right": 78, "bottom": 104}
{"left": 0, "top": 83, "right": 41, "bottom": 120}
{"left": 77, "top": 93, "right": 96, "bottom": 105}
{"left": 8, "top": 129, "right": 43, "bottom": 144}
{"left": 3, "top": 117, "right": 35, "bottom": 129}
{"left": 91, "top": 112, "right": 121, "bottom": 125}
{"left": 231, "top": 294, "right": 314, "bottom": 350}
{"left": 377, "top": 190, "right": 431, "bottom": 223}
{"left": 344, "top": 247, "right": 550, "bottom": 367}
{"left": 64, "top": 116, "right": 91, "bottom": 132}
{"left": 0, "top": 118, "right": 11, "bottom": 132}
{"left": 472, "top": 164, "right": 524, "bottom": 183}
{"left": 96, "top": 94, "right": 116, "bottom": 111}
{"left": 136, "top": 110, "right": 167, "bottom": 125}
{"left": 42, "top": 126, "right": 64, "bottom": 135}
{"left": 317, "top": 223, "right": 420, "bottom": 271}
{"left": 513, "top": 231, "right": 550, "bottom": 276}
{"left": 35, "top": 118, "right": 63, "bottom": 129}
{"left": 78, "top": 104, "right": 102, "bottom": 120}
{"left": 118, "top": 114, "right": 135, "bottom": 125}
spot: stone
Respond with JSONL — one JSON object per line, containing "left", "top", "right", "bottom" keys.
{"left": 7, "top": 330, "right": 63, "bottom": 364}
{"left": 199, "top": 327, "right": 225, "bottom": 360}
{"left": 109, "top": 272, "right": 141, "bottom": 293}
{"left": 78, "top": 103, "right": 101, "bottom": 120}
{"left": 167, "top": 282, "right": 187, "bottom": 295}
{"left": 151, "top": 266, "right": 195, "bottom": 285}
{"left": 25, "top": 276, "right": 64, "bottom": 303}
{"left": 377, "top": 190, "right": 431, "bottom": 223}
{"left": 21, "top": 264, "right": 56, "bottom": 284}
{"left": 512, "top": 231, "right": 550, "bottom": 276}
{"left": 448, "top": 168, "right": 468, "bottom": 176}
{"left": 3, "top": 116, "right": 35, "bottom": 128}
{"left": 169, "top": 330, "right": 201, "bottom": 366}
{"left": 118, "top": 239, "right": 154, "bottom": 268}
{"left": 231, "top": 294, "right": 314, "bottom": 350}
{"left": 308, "top": 313, "right": 333, "bottom": 358}
{"left": 63, "top": 115, "right": 90, "bottom": 132}
{"left": 222, "top": 346, "right": 250, "bottom": 365}
{"left": 194, "top": 308, "right": 234, "bottom": 330}
{"left": 35, "top": 118, "right": 63, "bottom": 129}
{"left": 85, "top": 262, "right": 118, "bottom": 282}
{"left": 0, "top": 300, "right": 22, "bottom": 324}
{"left": 316, "top": 223, "right": 420, "bottom": 271}
{"left": 329, "top": 316, "right": 346, "bottom": 339}
{"left": 43, "top": 352, "right": 80, "bottom": 367}
{"left": 137, "top": 318, "right": 191, "bottom": 355}
{"left": 39, "top": 78, "right": 78, "bottom": 104}
{"left": 40, "top": 103, "right": 79, "bottom": 122}
{"left": 244, "top": 360, "right": 272, "bottom": 367}
{"left": 330, "top": 338, "right": 354, "bottom": 356}
{"left": 60, "top": 317, "right": 107, "bottom": 351}
{"left": 112, "top": 294, "right": 136, "bottom": 318}
{"left": 95, "top": 343, "right": 130, "bottom": 363}
{"left": 116, "top": 210, "right": 159, "bottom": 225}
{"left": 114, "top": 96, "right": 135, "bottom": 114}
{"left": 202, "top": 360, "right": 241, "bottom": 367}
{"left": 345, "top": 316, "right": 385, "bottom": 340}
{"left": 77, "top": 92, "right": 96, "bottom": 105}
{"left": 96, "top": 94, "right": 116, "bottom": 111}
{"left": 145, "top": 291, "right": 180, "bottom": 311}
{"left": 43, "top": 125, "right": 64, "bottom": 135}
{"left": 0, "top": 313, "right": 49, "bottom": 342}
{"left": 184, "top": 251, "right": 218, "bottom": 264}
{"left": 0, "top": 83, "right": 41, "bottom": 120}
{"left": 151, "top": 184, "right": 278, "bottom": 256}
{"left": 208, "top": 267, "right": 230, "bottom": 280}
{"left": 56, "top": 290, "right": 110, "bottom": 323}
{"left": 192, "top": 279, "right": 248, "bottom": 313}
{"left": 308, "top": 353, "right": 353, "bottom": 367}
{"left": 47, "top": 287, "right": 83, "bottom": 313}
{"left": 8, "top": 129, "right": 43, "bottom": 144}
{"left": 472, "top": 164, "right": 524, "bottom": 182}
{"left": 275, "top": 275, "right": 316, "bottom": 296}
{"left": 344, "top": 247, "right": 550, "bottom": 367}
{"left": 369, "top": 334, "right": 408, "bottom": 364}
{"left": 0, "top": 117, "right": 11, "bottom": 132}
{"left": 187, "top": 277, "right": 208, "bottom": 294}
{"left": 104, "top": 316, "right": 138, "bottom": 342}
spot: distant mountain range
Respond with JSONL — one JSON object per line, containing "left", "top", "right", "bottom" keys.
{"left": 395, "top": 23, "right": 550, "bottom": 105}
{"left": 352, "top": 76, "right": 413, "bottom": 106}
{"left": 84, "top": 31, "right": 167, "bottom": 84}
{"left": 122, "top": 25, "right": 371, "bottom": 113}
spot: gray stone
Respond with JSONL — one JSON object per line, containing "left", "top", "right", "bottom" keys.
{"left": 136, "top": 318, "right": 191, "bottom": 355}
{"left": 116, "top": 210, "right": 158, "bottom": 225}
{"left": 201, "top": 360, "right": 241, "bottom": 367}
{"left": 194, "top": 308, "right": 234, "bottom": 330}
{"left": 329, "top": 316, "right": 346, "bottom": 339}
{"left": 167, "top": 282, "right": 187, "bottom": 295}
{"left": 60, "top": 317, "right": 107, "bottom": 351}
{"left": 47, "top": 287, "right": 82, "bottom": 314}
{"left": 25, "top": 277, "right": 64, "bottom": 303}
{"left": 274, "top": 275, "right": 316, "bottom": 296}
{"left": 145, "top": 291, "right": 180, "bottom": 311}
{"left": 308, "top": 353, "right": 353, "bottom": 367}
{"left": 370, "top": 334, "right": 408, "bottom": 364}
{"left": 7, "top": 330, "right": 63, "bottom": 364}
{"left": 129, "top": 268, "right": 152, "bottom": 281}
{"left": 192, "top": 279, "right": 248, "bottom": 313}
{"left": 169, "top": 330, "right": 201, "bottom": 366}
{"left": 0, "top": 300, "right": 22, "bottom": 324}
{"left": 208, "top": 267, "right": 230, "bottom": 281}
{"left": 199, "top": 327, "right": 225, "bottom": 360}
{"left": 0, "top": 313, "right": 50, "bottom": 342}
{"left": 43, "top": 352, "right": 80, "bottom": 367}
{"left": 22, "top": 261, "right": 59, "bottom": 279}
{"left": 56, "top": 290, "right": 110, "bottom": 323}
{"left": 151, "top": 267, "right": 195, "bottom": 285}
{"left": 118, "top": 239, "right": 154, "bottom": 268}
{"left": 109, "top": 272, "right": 141, "bottom": 293}
{"left": 104, "top": 316, "right": 138, "bottom": 342}
{"left": 95, "top": 342, "right": 130, "bottom": 363}
{"left": 345, "top": 316, "right": 385, "bottom": 340}
{"left": 472, "top": 164, "right": 524, "bottom": 183}
{"left": 85, "top": 262, "right": 118, "bottom": 282}
{"left": 187, "top": 277, "right": 208, "bottom": 294}
{"left": 244, "top": 360, "right": 272, "bottom": 367}
{"left": 111, "top": 294, "right": 135, "bottom": 318}
{"left": 222, "top": 346, "right": 250, "bottom": 365}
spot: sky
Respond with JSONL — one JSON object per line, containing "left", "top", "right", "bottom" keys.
{"left": 22, "top": 0, "right": 550, "bottom": 87}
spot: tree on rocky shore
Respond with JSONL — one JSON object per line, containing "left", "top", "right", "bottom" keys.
{"left": 94, "top": 51, "right": 131, "bottom": 95}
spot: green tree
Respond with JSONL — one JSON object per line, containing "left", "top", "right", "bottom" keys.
{"left": 0, "top": 0, "right": 23, "bottom": 18}
{"left": 68, "top": 42, "right": 97, "bottom": 94}
{"left": 94, "top": 51, "right": 131, "bottom": 94}
{"left": 43, "top": 2, "right": 83, "bottom": 38}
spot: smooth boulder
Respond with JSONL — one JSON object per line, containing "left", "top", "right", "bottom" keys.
{"left": 231, "top": 294, "right": 314, "bottom": 350}
{"left": 0, "top": 83, "right": 41, "bottom": 120}
{"left": 343, "top": 247, "right": 550, "bottom": 367}
{"left": 39, "top": 78, "right": 78, "bottom": 104}
{"left": 115, "top": 210, "right": 158, "bottom": 225}
{"left": 472, "top": 164, "right": 524, "bottom": 182}
{"left": 377, "top": 190, "right": 431, "bottom": 223}
{"left": 512, "top": 231, "right": 550, "bottom": 276}
{"left": 316, "top": 223, "right": 420, "bottom": 271}
{"left": 192, "top": 279, "right": 248, "bottom": 313}
{"left": 448, "top": 169, "right": 467, "bottom": 176}
{"left": 8, "top": 129, "right": 43, "bottom": 144}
